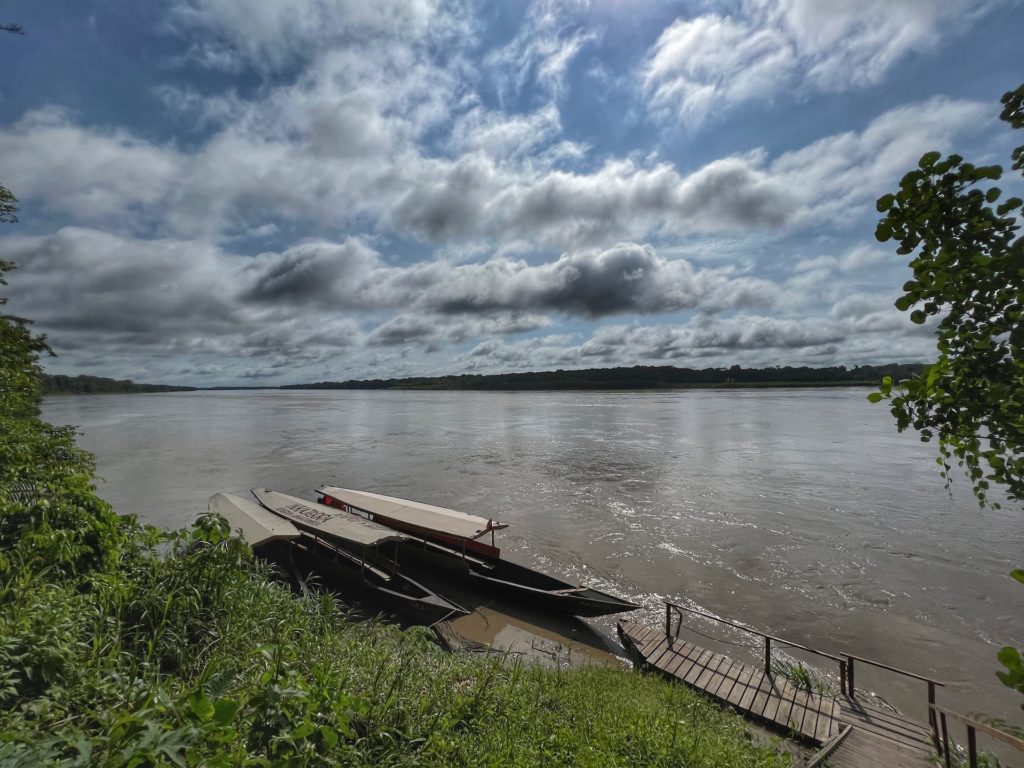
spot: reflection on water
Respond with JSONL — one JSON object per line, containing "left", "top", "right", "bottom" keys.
{"left": 43, "top": 388, "right": 1023, "bottom": 720}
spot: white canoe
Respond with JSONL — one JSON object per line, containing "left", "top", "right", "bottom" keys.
{"left": 252, "top": 488, "right": 406, "bottom": 547}
{"left": 318, "top": 486, "right": 507, "bottom": 541}
{"left": 209, "top": 492, "right": 300, "bottom": 546}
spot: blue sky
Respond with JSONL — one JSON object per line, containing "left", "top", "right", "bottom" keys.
{"left": 1, "top": 0, "right": 1021, "bottom": 385}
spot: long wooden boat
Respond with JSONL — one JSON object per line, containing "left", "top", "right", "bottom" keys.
{"left": 316, "top": 486, "right": 640, "bottom": 617}
{"left": 319, "top": 487, "right": 507, "bottom": 559}
{"left": 212, "top": 491, "right": 468, "bottom": 623}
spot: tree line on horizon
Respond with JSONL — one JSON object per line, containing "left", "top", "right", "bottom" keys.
{"left": 40, "top": 373, "right": 196, "bottom": 394}
{"left": 283, "top": 363, "right": 927, "bottom": 391}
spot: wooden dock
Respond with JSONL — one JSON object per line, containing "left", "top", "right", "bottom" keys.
{"left": 617, "top": 605, "right": 962, "bottom": 768}
{"left": 619, "top": 619, "right": 840, "bottom": 745}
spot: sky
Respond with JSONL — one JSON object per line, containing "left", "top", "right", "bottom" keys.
{"left": 0, "top": 0, "right": 1021, "bottom": 386}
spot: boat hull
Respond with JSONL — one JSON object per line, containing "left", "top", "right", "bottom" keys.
{"left": 257, "top": 536, "right": 467, "bottom": 625}
{"left": 395, "top": 538, "right": 640, "bottom": 618}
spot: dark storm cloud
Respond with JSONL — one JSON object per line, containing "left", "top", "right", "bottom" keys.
{"left": 242, "top": 239, "right": 380, "bottom": 306}
{"left": 390, "top": 155, "right": 800, "bottom": 248}
{"left": 364, "top": 312, "right": 551, "bottom": 347}
{"left": 239, "top": 239, "right": 778, "bottom": 318}
{"left": 428, "top": 243, "right": 778, "bottom": 316}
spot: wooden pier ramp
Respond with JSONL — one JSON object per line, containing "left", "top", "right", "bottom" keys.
{"left": 618, "top": 619, "right": 841, "bottom": 745}
{"left": 617, "top": 602, "right": 973, "bottom": 768}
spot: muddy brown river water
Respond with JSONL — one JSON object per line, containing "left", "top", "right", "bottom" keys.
{"left": 42, "top": 388, "right": 1023, "bottom": 722}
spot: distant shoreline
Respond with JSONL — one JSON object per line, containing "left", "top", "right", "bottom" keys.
{"left": 41, "top": 363, "right": 925, "bottom": 394}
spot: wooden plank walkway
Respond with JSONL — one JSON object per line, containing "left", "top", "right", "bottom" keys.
{"left": 619, "top": 619, "right": 940, "bottom": 766}
{"left": 826, "top": 695, "right": 935, "bottom": 768}
{"left": 618, "top": 620, "right": 841, "bottom": 745}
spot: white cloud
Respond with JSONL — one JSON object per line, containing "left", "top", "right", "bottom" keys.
{"left": 484, "top": 0, "right": 598, "bottom": 102}
{"left": 794, "top": 244, "right": 886, "bottom": 274}
{"left": 461, "top": 302, "right": 932, "bottom": 373}
{"left": 167, "top": 0, "right": 441, "bottom": 72}
{"left": 770, "top": 97, "right": 988, "bottom": 227}
{"left": 1, "top": 88, "right": 985, "bottom": 253}
{"left": 643, "top": 0, "right": 1001, "bottom": 125}
{"left": 643, "top": 14, "right": 795, "bottom": 126}
{"left": 0, "top": 108, "right": 181, "bottom": 225}
{"left": 449, "top": 103, "right": 565, "bottom": 160}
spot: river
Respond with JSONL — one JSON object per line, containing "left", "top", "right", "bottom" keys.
{"left": 42, "top": 387, "right": 1022, "bottom": 721}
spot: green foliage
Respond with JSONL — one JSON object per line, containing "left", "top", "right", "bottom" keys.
{"left": 997, "top": 645, "right": 1024, "bottom": 707}
{"left": 0, "top": 185, "right": 16, "bottom": 225}
{"left": 0, "top": 523, "right": 790, "bottom": 767}
{"left": 40, "top": 374, "right": 196, "bottom": 394}
{"left": 1, "top": 240, "right": 787, "bottom": 765}
{"left": 873, "top": 84, "right": 1024, "bottom": 509}
{"left": 1, "top": 203, "right": 133, "bottom": 578}
{"left": 872, "top": 84, "right": 1024, "bottom": 713}
{"left": 770, "top": 659, "right": 836, "bottom": 698}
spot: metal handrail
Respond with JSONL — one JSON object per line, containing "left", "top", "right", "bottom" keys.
{"left": 843, "top": 652, "right": 944, "bottom": 687}
{"left": 663, "top": 600, "right": 945, "bottom": 749}
{"left": 664, "top": 601, "right": 843, "bottom": 662}
{"left": 932, "top": 704, "right": 1024, "bottom": 768}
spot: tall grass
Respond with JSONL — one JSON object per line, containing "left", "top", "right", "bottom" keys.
{"left": 0, "top": 514, "right": 792, "bottom": 766}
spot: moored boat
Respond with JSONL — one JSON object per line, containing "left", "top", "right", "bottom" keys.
{"left": 316, "top": 485, "right": 640, "bottom": 617}
{"left": 210, "top": 492, "right": 302, "bottom": 545}
{"left": 319, "top": 486, "right": 507, "bottom": 559}
{"left": 213, "top": 490, "right": 468, "bottom": 623}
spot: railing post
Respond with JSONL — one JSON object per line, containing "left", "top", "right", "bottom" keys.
{"left": 847, "top": 656, "right": 855, "bottom": 698}
{"left": 928, "top": 682, "right": 938, "bottom": 749}
{"left": 940, "top": 712, "right": 951, "bottom": 768}
{"left": 967, "top": 725, "right": 977, "bottom": 768}
{"left": 765, "top": 637, "right": 772, "bottom": 675}
{"left": 839, "top": 660, "right": 847, "bottom": 696}
{"left": 665, "top": 603, "right": 672, "bottom": 642}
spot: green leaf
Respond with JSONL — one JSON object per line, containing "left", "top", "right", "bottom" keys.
{"left": 985, "top": 187, "right": 1001, "bottom": 203}
{"left": 290, "top": 721, "right": 316, "bottom": 740}
{"left": 910, "top": 310, "right": 927, "bottom": 324}
{"left": 997, "top": 646, "right": 1022, "bottom": 668}
{"left": 319, "top": 725, "right": 339, "bottom": 747}
{"left": 998, "top": 197, "right": 1023, "bottom": 215}
{"left": 894, "top": 296, "right": 914, "bottom": 312}
{"left": 189, "top": 690, "right": 214, "bottom": 722}
{"left": 919, "top": 151, "right": 941, "bottom": 169}
{"left": 212, "top": 698, "right": 239, "bottom": 725}
{"left": 875, "top": 221, "right": 892, "bottom": 241}
{"left": 867, "top": 392, "right": 883, "bottom": 404}
{"left": 876, "top": 193, "right": 895, "bottom": 212}
{"left": 1011, "top": 568, "right": 1024, "bottom": 585}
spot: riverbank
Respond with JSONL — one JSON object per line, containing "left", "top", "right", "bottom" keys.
{"left": 0, "top": 520, "right": 791, "bottom": 767}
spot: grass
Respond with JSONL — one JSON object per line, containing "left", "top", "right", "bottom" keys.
{"left": 0, "top": 520, "right": 793, "bottom": 766}
{"left": 770, "top": 658, "right": 837, "bottom": 698}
